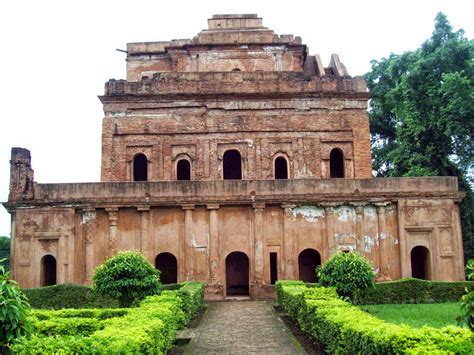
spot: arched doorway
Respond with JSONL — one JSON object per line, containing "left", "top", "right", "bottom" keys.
{"left": 41, "top": 255, "right": 57, "bottom": 286}
{"left": 176, "top": 159, "right": 191, "bottom": 181}
{"left": 329, "top": 148, "right": 344, "bottom": 178}
{"left": 411, "top": 246, "right": 430, "bottom": 280}
{"left": 155, "top": 252, "right": 178, "bottom": 284}
{"left": 225, "top": 252, "right": 249, "bottom": 295}
{"left": 223, "top": 150, "right": 242, "bottom": 180}
{"left": 274, "top": 156, "right": 288, "bottom": 179}
{"left": 298, "top": 248, "right": 321, "bottom": 282}
{"left": 133, "top": 154, "right": 148, "bottom": 181}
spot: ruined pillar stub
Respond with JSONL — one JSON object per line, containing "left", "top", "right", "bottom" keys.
{"left": 9, "top": 147, "right": 35, "bottom": 201}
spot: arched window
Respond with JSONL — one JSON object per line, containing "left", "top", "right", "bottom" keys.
{"left": 329, "top": 148, "right": 344, "bottom": 178}
{"left": 274, "top": 156, "right": 288, "bottom": 179}
{"left": 223, "top": 150, "right": 242, "bottom": 180}
{"left": 176, "top": 159, "right": 191, "bottom": 181}
{"left": 298, "top": 249, "right": 321, "bottom": 282}
{"left": 41, "top": 255, "right": 57, "bottom": 286}
{"left": 155, "top": 252, "right": 178, "bottom": 284}
{"left": 411, "top": 246, "right": 430, "bottom": 280}
{"left": 133, "top": 154, "right": 148, "bottom": 181}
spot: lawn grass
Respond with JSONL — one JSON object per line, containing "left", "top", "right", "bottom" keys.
{"left": 359, "top": 302, "right": 462, "bottom": 328}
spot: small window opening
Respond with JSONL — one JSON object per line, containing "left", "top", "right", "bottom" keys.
{"left": 133, "top": 154, "right": 148, "bottom": 181}
{"left": 177, "top": 159, "right": 191, "bottom": 180}
{"left": 270, "top": 252, "right": 278, "bottom": 285}
{"left": 223, "top": 150, "right": 242, "bottom": 180}
{"left": 274, "top": 157, "right": 288, "bottom": 179}
{"left": 232, "top": 68, "right": 241, "bottom": 71}
{"left": 329, "top": 148, "right": 345, "bottom": 178}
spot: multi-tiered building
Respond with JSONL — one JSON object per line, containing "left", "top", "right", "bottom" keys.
{"left": 5, "top": 14, "right": 465, "bottom": 299}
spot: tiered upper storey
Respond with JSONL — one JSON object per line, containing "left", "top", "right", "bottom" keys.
{"left": 100, "top": 14, "right": 372, "bottom": 182}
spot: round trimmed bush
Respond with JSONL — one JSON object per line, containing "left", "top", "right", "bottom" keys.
{"left": 92, "top": 251, "right": 161, "bottom": 307}
{"left": 317, "top": 251, "right": 375, "bottom": 300}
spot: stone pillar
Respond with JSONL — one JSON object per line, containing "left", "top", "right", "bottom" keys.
{"left": 138, "top": 206, "right": 150, "bottom": 261}
{"left": 182, "top": 204, "right": 195, "bottom": 281}
{"left": 106, "top": 208, "right": 119, "bottom": 257}
{"left": 253, "top": 203, "right": 265, "bottom": 284}
{"left": 376, "top": 202, "right": 391, "bottom": 281}
{"left": 207, "top": 204, "right": 220, "bottom": 284}
{"left": 83, "top": 208, "right": 96, "bottom": 283}
{"left": 10, "top": 210, "right": 17, "bottom": 280}
{"left": 351, "top": 202, "right": 366, "bottom": 254}
{"left": 324, "top": 206, "right": 336, "bottom": 257}
{"left": 281, "top": 204, "right": 296, "bottom": 279}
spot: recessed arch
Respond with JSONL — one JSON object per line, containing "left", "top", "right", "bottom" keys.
{"left": 133, "top": 153, "right": 148, "bottom": 181}
{"left": 41, "top": 255, "right": 57, "bottom": 287}
{"left": 298, "top": 248, "right": 321, "bottom": 282}
{"left": 223, "top": 150, "right": 242, "bottom": 180}
{"left": 225, "top": 251, "right": 249, "bottom": 295}
{"left": 176, "top": 159, "right": 191, "bottom": 181}
{"left": 274, "top": 156, "right": 289, "bottom": 179}
{"left": 155, "top": 252, "right": 178, "bottom": 284}
{"left": 411, "top": 246, "right": 430, "bottom": 280}
{"left": 329, "top": 148, "right": 345, "bottom": 178}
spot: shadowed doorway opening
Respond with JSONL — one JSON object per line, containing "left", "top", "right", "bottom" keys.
{"left": 155, "top": 252, "right": 178, "bottom": 284}
{"left": 411, "top": 246, "right": 430, "bottom": 280}
{"left": 41, "top": 255, "right": 57, "bottom": 286}
{"left": 274, "top": 156, "right": 288, "bottom": 179}
{"left": 329, "top": 148, "right": 344, "bottom": 178}
{"left": 133, "top": 154, "right": 148, "bottom": 181}
{"left": 226, "top": 251, "right": 249, "bottom": 295}
{"left": 298, "top": 248, "right": 321, "bottom": 282}
{"left": 177, "top": 159, "right": 191, "bottom": 180}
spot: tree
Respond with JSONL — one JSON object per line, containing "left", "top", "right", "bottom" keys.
{"left": 0, "top": 259, "right": 31, "bottom": 351}
{"left": 0, "top": 237, "right": 11, "bottom": 271}
{"left": 365, "top": 13, "right": 474, "bottom": 261}
{"left": 317, "top": 251, "right": 375, "bottom": 301}
{"left": 92, "top": 251, "right": 161, "bottom": 307}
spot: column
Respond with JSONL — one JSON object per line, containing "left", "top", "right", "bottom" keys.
{"left": 324, "top": 205, "right": 336, "bottom": 258}
{"left": 106, "top": 208, "right": 118, "bottom": 257}
{"left": 376, "top": 202, "right": 391, "bottom": 281}
{"left": 281, "top": 204, "right": 296, "bottom": 279}
{"left": 10, "top": 210, "right": 16, "bottom": 280}
{"left": 83, "top": 208, "right": 96, "bottom": 283}
{"left": 351, "top": 202, "right": 366, "bottom": 255}
{"left": 138, "top": 206, "right": 150, "bottom": 261}
{"left": 207, "top": 204, "right": 220, "bottom": 285}
{"left": 182, "top": 204, "right": 195, "bottom": 281}
{"left": 253, "top": 203, "right": 265, "bottom": 284}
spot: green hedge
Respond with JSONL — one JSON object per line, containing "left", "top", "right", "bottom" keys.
{"left": 354, "top": 278, "right": 474, "bottom": 304}
{"left": 277, "top": 281, "right": 474, "bottom": 354}
{"left": 12, "top": 282, "right": 205, "bottom": 354}
{"left": 23, "top": 284, "right": 118, "bottom": 309}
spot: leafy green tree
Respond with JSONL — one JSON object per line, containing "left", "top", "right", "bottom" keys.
{"left": 0, "top": 258, "right": 31, "bottom": 351}
{"left": 0, "top": 237, "right": 11, "bottom": 271}
{"left": 92, "top": 250, "right": 161, "bottom": 307}
{"left": 317, "top": 251, "right": 375, "bottom": 301}
{"left": 365, "top": 13, "right": 474, "bottom": 260}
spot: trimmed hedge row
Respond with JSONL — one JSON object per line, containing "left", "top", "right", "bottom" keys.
{"left": 23, "top": 284, "right": 118, "bottom": 309}
{"left": 277, "top": 281, "right": 474, "bottom": 354}
{"left": 354, "top": 278, "right": 474, "bottom": 304}
{"left": 12, "top": 282, "right": 205, "bottom": 354}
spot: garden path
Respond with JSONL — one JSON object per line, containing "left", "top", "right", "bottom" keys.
{"left": 186, "top": 300, "right": 305, "bottom": 354}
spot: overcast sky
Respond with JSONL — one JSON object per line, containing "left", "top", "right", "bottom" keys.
{"left": 0, "top": 0, "right": 473, "bottom": 237}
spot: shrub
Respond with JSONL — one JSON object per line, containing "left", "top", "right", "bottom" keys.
{"left": 23, "top": 283, "right": 118, "bottom": 309}
{"left": 11, "top": 282, "right": 205, "bottom": 354}
{"left": 277, "top": 281, "right": 474, "bottom": 353}
{"left": 457, "top": 259, "right": 474, "bottom": 330}
{"left": 0, "top": 259, "right": 31, "bottom": 351}
{"left": 317, "top": 251, "right": 375, "bottom": 300}
{"left": 93, "top": 251, "right": 161, "bottom": 307}
{"left": 354, "top": 278, "right": 474, "bottom": 304}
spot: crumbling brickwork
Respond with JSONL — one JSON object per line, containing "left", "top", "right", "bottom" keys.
{"left": 4, "top": 14, "right": 465, "bottom": 299}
